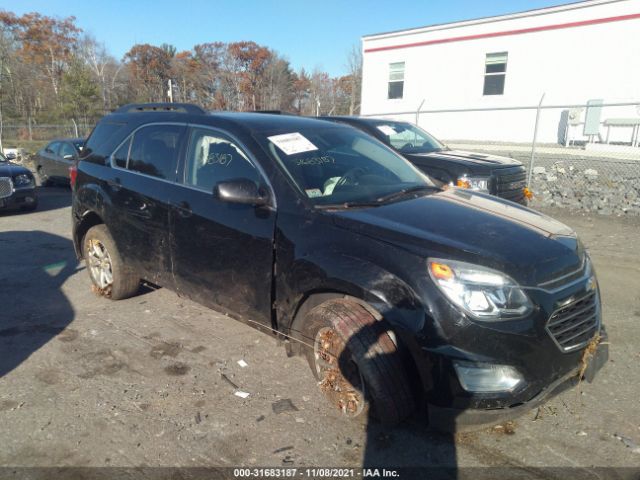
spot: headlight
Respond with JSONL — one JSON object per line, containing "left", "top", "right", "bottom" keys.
{"left": 428, "top": 258, "right": 533, "bottom": 321}
{"left": 456, "top": 175, "right": 490, "bottom": 192}
{"left": 13, "top": 174, "right": 33, "bottom": 187}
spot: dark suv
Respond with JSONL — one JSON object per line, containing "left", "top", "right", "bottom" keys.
{"left": 321, "top": 117, "right": 529, "bottom": 205}
{"left": 72, "top": 103, "right": 607, "bottom": 429}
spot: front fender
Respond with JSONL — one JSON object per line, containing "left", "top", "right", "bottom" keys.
{"left": 278, "top": 248, "right": 428, "bottom": 335}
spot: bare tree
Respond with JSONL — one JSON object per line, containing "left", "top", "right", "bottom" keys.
{"left": 345, "top": 44, "right": 362, "bottom": 115}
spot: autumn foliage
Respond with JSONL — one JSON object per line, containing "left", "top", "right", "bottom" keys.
{"left": 0, "top": 10, "right": 361, "bottom": 139}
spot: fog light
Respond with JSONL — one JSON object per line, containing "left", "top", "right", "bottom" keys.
{"left": 25, "top": 196, "right": 35, "bottom": 204}
{"left": 453, "top": 361, "right": 523, "bottom": 393}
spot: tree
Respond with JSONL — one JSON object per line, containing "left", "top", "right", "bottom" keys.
{"left": 345, "top": 44, "right": 362, "bottom": 115}
{"left": 77, "top": 34, "right": 121, "bottom": 112}
{"left": 1, "top": 12, "right": 81, "bottom": 99}
{"left": 60, "top": 58, "right": 99, "bottom": 128}
{"left": 123, "top": 44, "right": 172, "bottom": 102}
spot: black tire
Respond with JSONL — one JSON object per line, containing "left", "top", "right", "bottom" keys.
{"left": 21, "top": 199, "right": 38, "bottom": 212}
{"left": 301, "top": 299, "right": 415, "bottom": 425}
{"left": 83, "top": 224, "right": 140, "bottom": 300}
{"left": 37, "top": 166, "right": 51, "bottom": 187}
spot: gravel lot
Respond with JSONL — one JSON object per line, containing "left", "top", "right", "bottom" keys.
{"left": 1, "top": 187, "right": 639, "bottom": 476}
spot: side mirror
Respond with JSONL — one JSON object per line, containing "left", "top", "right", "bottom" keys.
{"left": 214, "top": 178, "right": 269, "bottom": 206}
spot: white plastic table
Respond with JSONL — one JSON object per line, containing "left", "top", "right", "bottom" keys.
{"left": 603, "top": 118, "right": 640, "bottom": 147}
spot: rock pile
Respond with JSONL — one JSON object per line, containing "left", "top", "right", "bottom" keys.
{"left": 529, "top": 161, "right": 640, "bottom": 216}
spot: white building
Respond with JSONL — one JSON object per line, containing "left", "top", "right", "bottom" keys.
{"left": 360, "top": 0, "right": 640, "bottom": 144}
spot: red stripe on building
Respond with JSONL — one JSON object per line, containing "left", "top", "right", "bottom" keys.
{"left": 364, "top": 12, "right": 640, "bottom": 53}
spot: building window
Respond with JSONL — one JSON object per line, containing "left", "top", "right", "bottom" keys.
{"left": 483, "top": 52, "right": 507, "bottom": 95}
{"left": 388, "top": 62, "right": 405, "bottom": 99}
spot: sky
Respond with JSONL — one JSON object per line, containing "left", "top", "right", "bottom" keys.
{"left": 0, "top": 0, "right": 578, "bottom": 77}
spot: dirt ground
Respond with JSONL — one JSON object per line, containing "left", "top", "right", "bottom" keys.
{"left": 1, "top": 187, "right": 639, "bottom": 476}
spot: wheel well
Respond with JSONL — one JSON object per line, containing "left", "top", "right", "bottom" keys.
{"left": 287, "top": 292, "right": 425, "bottom": 409}
{"left": 75, "top": 211, "right": 104, "bottom": 258}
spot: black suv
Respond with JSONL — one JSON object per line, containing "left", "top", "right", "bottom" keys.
{"left": 322, "top": 116, "right": 529, "bottom": 205}
{"left": 72, "top": 103, "right": 607, "bottom": 429}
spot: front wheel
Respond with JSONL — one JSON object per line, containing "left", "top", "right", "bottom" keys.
{"left": 37, "top": 166, "right": 51, "bottom": 187}
{"left": 83, "top": 224, "right": 140, "bottom": 300}
{"left": 301, "top": 299, "right": 415, "bottom": 425}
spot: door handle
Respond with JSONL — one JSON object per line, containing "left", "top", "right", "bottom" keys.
{"left": 172, "top": 200, "right": 192, "bottom": 218}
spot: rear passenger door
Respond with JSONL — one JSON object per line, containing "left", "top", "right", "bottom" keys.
{"left": 106, "top": 123, "right": 187, "bottom": 286}
{"left": 169, "top": 126, "right": 276, "bottom": 326}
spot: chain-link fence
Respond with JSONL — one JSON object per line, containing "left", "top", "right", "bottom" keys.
{"left": 1, "top": 122, "right": 95, "bottom": 142}
{"left": 363, "top": 100, "right": 640, "bottom": 216}
{"left": 3, "top": 104, "right": 640, "bottom": 215}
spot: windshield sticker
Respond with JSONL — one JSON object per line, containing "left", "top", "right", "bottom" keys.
{"left": 296, "top": 155, "right": 335, "bottom": 166}
{"left": 377, "top": 125, "right": 397, "bottom": 136}
{"left": 268, "top": 132, "right": 318, "bottom": 155}
{"left": 305, "top": 188, "right": 323, "bottom": 198}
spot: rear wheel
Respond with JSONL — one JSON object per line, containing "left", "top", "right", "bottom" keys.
{"left": 83, "top": 225, "right": 140, "bottom": 300}
{"left": 301, "top": 299, "right": 415, "bottom": 425}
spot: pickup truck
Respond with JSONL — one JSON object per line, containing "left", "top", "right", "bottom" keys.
{"left": 322, "top": 116, "right": 529, "bottom": 205}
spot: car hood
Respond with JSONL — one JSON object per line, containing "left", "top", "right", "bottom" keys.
{"left": 330, "top": 188, "right": 582, "bottom": 287}
{"left": 0, "top": 162, "right": 31, "bottom": 176}
{"left": 406, "top": 149, "right": 522, "bottom": 169}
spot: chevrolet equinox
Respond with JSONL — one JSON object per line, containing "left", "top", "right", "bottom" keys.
{"left": 71, "top": 103, "right": 608, "bottom": 429}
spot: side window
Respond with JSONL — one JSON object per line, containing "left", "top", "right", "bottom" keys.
{"left": 388, "top": 62, "right": 405, "bottom": 100}
{"left": 83, "top": 122, "right": 127, "bottom": 159}
{"left": 45, "top": 142, "right": 60, "bottom": 155}
{"left": 184, "top": 128, "right": 259, "bottom": 192}
{"left": 483, "top": 52, "right": 507, "bottom": 96}
{"left": 59, "top": 142, "right": 76, "bottom": 159}
{"left": 128, "top": 125, "right": 183, "bottom": 180}
{"left": 112, "top": 137, "right": 131, "bottom": 169}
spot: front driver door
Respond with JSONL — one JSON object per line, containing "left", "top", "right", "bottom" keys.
{"left": 169, "top": 126, "right": 276, "bottom": 327}
{"left": 57, "top": 142, "right": 77, "bottom": 179}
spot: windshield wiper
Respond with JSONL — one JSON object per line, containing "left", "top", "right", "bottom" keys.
{"left": 316, "top": 185, "right": 438, "bottom": 210}
{"left": 373, "top": 185, "right": 439, "bottom": 204}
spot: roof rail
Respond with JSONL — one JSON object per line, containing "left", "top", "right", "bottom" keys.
{"left": 114, "top": 103, "right": 207, "bottom": 115}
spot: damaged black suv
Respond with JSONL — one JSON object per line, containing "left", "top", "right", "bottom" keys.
{"left": 72, "top": 103, "right": 607, "bottom": 429}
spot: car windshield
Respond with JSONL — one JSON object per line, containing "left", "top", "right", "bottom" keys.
{"left": 257, "top": 126, "right": 436, "bottom": 207}
{"left": 371, "top": 121, "right": 445, "bottom": 154}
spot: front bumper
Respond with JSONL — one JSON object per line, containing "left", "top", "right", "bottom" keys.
{"left": 427, "top": 336, "right": 608, "bottom": 431}
{"left": 0, "top": 187, "right": 37, "bottom": 210}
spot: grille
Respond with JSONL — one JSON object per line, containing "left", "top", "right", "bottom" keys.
{"left": 538, "top": 256, "right": 588, "bottom": 291}
{"left": 547, "top": 290, "right": 599, "bottom": 352}
{"left": 0, "top": 177, "right": 13, "bottom": 199}
{"left": 494, "top": 166, "right": 527, "bottom": 203}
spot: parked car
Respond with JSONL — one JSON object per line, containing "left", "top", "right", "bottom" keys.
{"left": 0, "top": 151, "right": 37, "bottom": 211}
{"left": 33, "top": 137, "right": 85, "bottom": 185}
{"left": 321, "top": 116, "right": 530, "bottom": 205}
{"left": 72, "top": 103, "right": 607, "bottom": 429}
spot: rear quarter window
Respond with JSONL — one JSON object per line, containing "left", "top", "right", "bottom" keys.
{"left": 82, "top": 121, "right": 128, "bottom": 164}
